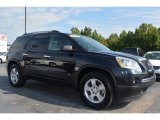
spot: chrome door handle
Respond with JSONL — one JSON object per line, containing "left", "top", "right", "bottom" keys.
{"left": 23, "top": 53, "right": 28, "bottom": 56}
{"left": 44, "top": 55, "right": 51, "bottom": 58}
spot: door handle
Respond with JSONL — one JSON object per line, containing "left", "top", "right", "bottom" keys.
{"left": 44, "top": 55, "right": 51, "bottom": 58}
{"left": 23, "top": 53, "right": 28, "bottom": 56}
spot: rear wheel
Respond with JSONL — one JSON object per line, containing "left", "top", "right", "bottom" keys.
{"left": 8, "top": 64, "right": 26, "bottom": 87}
{"left": 80, "top": 71, "right": 114, "bottom": 109}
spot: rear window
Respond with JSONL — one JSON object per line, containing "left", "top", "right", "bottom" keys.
{"left": 11, "top": 36, "right": 30, "bottom": 50}
{"left": 0, "top": 52, "right": 6, "bottom": 55}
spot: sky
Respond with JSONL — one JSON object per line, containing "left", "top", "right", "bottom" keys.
{"left": 1, "top": 7, "right": 160, "bottom": 44}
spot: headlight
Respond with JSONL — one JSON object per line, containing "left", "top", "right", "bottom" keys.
{"left": 116, "top": 57, "right": 142, "bottom": 74}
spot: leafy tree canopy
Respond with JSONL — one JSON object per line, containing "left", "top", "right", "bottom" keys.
{"left": 70, "top": 23, "right": 160, "bottom": 52}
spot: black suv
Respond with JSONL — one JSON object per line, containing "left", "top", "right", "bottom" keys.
{"left": 7, "top": 31, "right": 155, "bottom": 109}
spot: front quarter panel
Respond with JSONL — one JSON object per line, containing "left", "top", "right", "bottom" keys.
{"left": 72, "top": 52, "right": 119, "bottom": 85}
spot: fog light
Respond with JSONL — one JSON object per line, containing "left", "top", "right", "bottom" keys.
{"left": 133, "top": 78, "right": 141, "bottom": 84}
{"left": 133, "top": 79, "right": 136, "bottom": 84}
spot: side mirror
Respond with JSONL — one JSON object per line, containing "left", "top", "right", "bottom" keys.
{"left": 61, "top": 45, "right": 75, "bottom": 52}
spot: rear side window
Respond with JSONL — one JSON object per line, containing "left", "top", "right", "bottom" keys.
{"left": 11, "top": 36, "right": 29, "bottom": 50}
{"left": 29, "top": 35, "right": 50, "bottom": 51}
{"left": 48, "top": 35, "right": 72, "bottom": 51}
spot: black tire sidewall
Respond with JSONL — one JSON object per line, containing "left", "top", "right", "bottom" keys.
{"left": 80, "top": 72, "right": 113, "bottom": 110}
{"left": 0, "top": 59, "right": 2, "bottom": 63}
{"left": 9, "top": 64, "right": 25, "bottom": 87}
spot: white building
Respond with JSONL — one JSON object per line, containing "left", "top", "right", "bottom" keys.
{"left": 0, "top": 34, "right": 7, "bottom": 52}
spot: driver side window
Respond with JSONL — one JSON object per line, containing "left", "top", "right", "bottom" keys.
{"left": 48, "top": 35, "right": 73, "bottom": 51}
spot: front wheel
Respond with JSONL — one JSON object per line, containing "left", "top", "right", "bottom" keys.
{"left": 8, "top": 64, "right": 26, "bottom": 87}
{"left": 80, "top": 72, "right": 114, "bottom": 110}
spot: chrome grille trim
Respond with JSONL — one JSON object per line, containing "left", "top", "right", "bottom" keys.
{"left": 142, "top": 75, "right": 156, "bottom": 82}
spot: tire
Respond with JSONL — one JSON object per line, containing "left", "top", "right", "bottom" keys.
{"left": 8, "top": 64, "right": 26, "bottom": 87}
{"left": 0, "top": 59, "right": 2, "bottom": 64}
{"left": 80, "top": 71, "right": 114, "bottom": 110}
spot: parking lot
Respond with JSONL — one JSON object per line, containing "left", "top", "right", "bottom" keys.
{"left": 0, "top": 63, "right": 160, "bottom": 113}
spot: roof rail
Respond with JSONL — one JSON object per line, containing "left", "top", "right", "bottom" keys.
{"left": 51, "top": 30, "right": 60, "bottom": 33}
{"left": 22, "top": 30, "right": 61, "bottom": 36}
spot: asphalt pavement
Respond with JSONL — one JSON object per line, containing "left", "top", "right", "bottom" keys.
{"left": 0, "top": 63, "right": 160, "bottom": 113}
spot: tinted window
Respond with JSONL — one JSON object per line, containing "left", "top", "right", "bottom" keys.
{"left": 29, "top": 35, "right": 50, "bottom": 51}
{"left": 48, "top": 35, "right": 72, "bottom": 51}
{"left": 0, "top": 52, "right": 6, "bottom": 55}
{"left": 11, "top": 36, "right": 29, "bottom": 50}
{"left": 145, "top": 53, "right": 160, "bottom": 60}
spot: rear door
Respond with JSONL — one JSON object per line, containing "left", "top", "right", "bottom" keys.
{"left": 23, "top": 34, "right": 50, "bottom": 76}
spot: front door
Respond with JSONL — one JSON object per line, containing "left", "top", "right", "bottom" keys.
{"left": 43, "top": 35, "right": 77, "bottom": 81}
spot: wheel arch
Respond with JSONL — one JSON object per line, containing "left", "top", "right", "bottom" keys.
{"left": 76, "top": 66, "right": 117, "bottom": 95}
{"left": 7, "top": 59, "right": 21, "bottom": 74}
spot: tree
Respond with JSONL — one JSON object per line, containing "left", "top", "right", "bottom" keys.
{"left": 107, "top": 33, "right": 119, "bottom": 50}
{"left": 71, "top": 23, "right": 160, "bottom": 52}
{"left": 134, "top": 23, "right": 159, "bottom": 52}
{"left": 156, "top": 27, "right": 160, "bottom": 50}
{"left": 118, "top": 30, "right": 127, "bottom": 50}
{"left": 71, "top": 27, "right": 80, "bottom": 34}
{"left": 125, "top": 31, "right": 135, "bottom": 47}
{"left": 107, "top": 23, "right": 160, "bottom": 52}
{"left": 70, "top": 26, "right": 105, "bottom": 44}
{"left": 81, "top": 26, "right": 92, "bottom": 36}
{"left": 91, "top": 30, "right": 99, "bottom": 40}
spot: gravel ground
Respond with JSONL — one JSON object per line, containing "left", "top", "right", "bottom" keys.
{"left": 0, "top": 63, "right": 160, "bottom": 113}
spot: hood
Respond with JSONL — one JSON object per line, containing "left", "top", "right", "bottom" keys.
{"left": 149, "top": 60, "right": 160, "bottom": 66}
{"left": 98, "top": 51, "right": 146, "bottom": 61}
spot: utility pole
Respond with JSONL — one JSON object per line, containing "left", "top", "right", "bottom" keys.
{"left": 25, "top": 7, "right": 26, "bottom": 34}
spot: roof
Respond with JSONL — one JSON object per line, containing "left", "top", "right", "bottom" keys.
{"left": 20, "top": 31, "right": 84, "bottom": 39}
{"left": 22, "top": 30, "right": 61, "bottom": 36}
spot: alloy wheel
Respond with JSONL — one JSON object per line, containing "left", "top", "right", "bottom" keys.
{"left": 10, "top": 68, "right": 19, "bottom": 84}
{"left": 84, "top": 78, "right": 106, "bottom": 104}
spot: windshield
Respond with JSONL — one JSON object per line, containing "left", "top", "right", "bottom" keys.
{"left": 71, "top": 35, "right": 110, "bottom": 53}
{"left": 144, "top": 52, "right": 160, "bottom": 60}
{"left": 0, "top": 52, "right": 5, "bottom": 55}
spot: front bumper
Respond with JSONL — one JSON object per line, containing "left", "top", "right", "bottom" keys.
{"left": 116, "top": 74, "right": 156, "bottom": 102}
